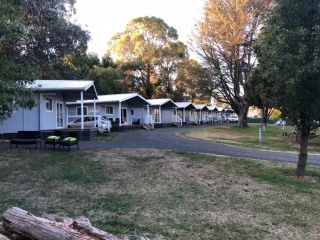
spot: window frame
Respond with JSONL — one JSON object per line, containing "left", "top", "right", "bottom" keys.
{"left": 105, "top": 106, "right": 114, "bottom": 115}
{"left": 76, "top": 106, "right": 88, "bottom": 116}
{"left": 45, "top": 97, "right": 53, "bottom": 112}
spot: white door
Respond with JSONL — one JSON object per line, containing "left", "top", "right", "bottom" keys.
{"left": 57, "top": 102, "right": 64, "bottom": 128}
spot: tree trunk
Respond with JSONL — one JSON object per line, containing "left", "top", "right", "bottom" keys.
{"left": 296, "top": 129, "right": 310, "bottom": 177}
{"left": 238, "top": 104, "right": 249, "bottom": 128}
{"left": 262, "top": 107, "right": 268, "bottom": 126}
{"left": 2, "top": 207, "right": 119, "bottom": 240}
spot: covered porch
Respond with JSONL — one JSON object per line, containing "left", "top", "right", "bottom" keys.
{"left": 67, "top": 93, "right": 153, "bottom": 129}
{"left": 148, "top": 99, "right": 182, "bottom": 126}
{"left": 175, "top": 102, "right": 197, "bottom": 124}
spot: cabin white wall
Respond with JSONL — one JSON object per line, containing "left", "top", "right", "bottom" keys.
{"left": 41, "top": 93, "right": 66, "bottom": 130}
{"left": 0, "top": 94, "right": 40, "bottom": 134}
{"left": 161, "top": 108, "right": 175, "bottom": 123}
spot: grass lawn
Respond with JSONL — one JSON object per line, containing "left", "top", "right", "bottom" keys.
{"left": 181, "top": 124, "right": 320, "bottom": 153}
{"left": 1, "top": 147, "right": 320, "bottom": 239}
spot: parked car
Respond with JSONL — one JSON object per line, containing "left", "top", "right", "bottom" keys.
{"left": 226, "top": 114, "right": 239, "bottom": 123}
{"left": 68, "top": 115, "right": 112, "bottom": 131}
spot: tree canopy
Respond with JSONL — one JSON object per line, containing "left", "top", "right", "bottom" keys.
{"left": 109, "top": 16, "right": 187, "bottom": 99}
{"left": 256, "top": 0, "right": 320, "bottom": 176}
{"left": 193, "top": 0, "right": 272, "bottom": 127}
{"left": 0, "top": 0, "right": 90, "bottom": 121}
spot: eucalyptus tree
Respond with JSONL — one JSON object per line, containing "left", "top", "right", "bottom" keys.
{"left": 193, "top": 0, "right": 272, "bottom": 127}
{"left": 109, "top": 16, "right": 187, "bottom": 98}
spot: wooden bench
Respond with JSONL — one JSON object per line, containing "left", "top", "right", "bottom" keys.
{"left": 10, "top": 131, "right": 42, "bottom": 149}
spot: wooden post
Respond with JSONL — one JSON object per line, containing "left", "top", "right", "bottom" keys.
{"left": 66, "top": 103, "right": 69, "bottom": 128}
{"left": 147, "top": 104, "right": 150, "bottom": 125}
{"left": 159, "top": 105, "right": 162, "bottom": 123}
{"left": 119, "top": 102, "right": 122, "bottom": 127}
{"left": 93, "top": 98, "right": 97, "bottom": 128}
{"left": 80, "top": 91, "right": 84, "bottom": 129}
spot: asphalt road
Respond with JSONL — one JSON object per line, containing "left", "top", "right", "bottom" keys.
{"left": 82, "top": 125, "right": 320, "bottom": 166}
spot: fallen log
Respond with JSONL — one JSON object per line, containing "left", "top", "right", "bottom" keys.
{"left": 0, "top": 234, "right": 10, "bottom": 240}
{"left": 2, "top": 207, "right": 119, "bottom": 240}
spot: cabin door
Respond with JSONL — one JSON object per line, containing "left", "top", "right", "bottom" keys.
{"left": 121, "top": 108, "right": 127, "bottom": 124}
{"left": 57, "top": 102, "right": 64, "bottom": 128}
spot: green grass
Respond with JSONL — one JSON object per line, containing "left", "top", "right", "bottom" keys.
{"left": 182, "top": 124, "right": 320, "bottom": 153}
{"left": 0, "top": 148, "right": 320, "bottom": 239}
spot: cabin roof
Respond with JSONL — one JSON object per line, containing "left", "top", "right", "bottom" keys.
{"left": 147, "top": 99, "right": 177, "bottom": 107}
{"left": 193, "top": 104, "right": 209, "bottom": 111}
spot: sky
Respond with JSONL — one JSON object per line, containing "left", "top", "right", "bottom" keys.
{"left": 74, "top": 0, "right": 205, "bottom": 58}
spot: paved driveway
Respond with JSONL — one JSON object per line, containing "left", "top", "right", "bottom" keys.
{"left": 82, "top": 125, "right": 320, "bottom": 166}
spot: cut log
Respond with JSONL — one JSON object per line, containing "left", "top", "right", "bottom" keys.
{"left": 3, "top": 207, "right": 119, "bottom": 240}
{"left": 0, "top": 234, "right": 10, "bottom": 240}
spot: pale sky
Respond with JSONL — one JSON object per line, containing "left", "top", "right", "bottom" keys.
{"left": 74, "top": 0, "right": 205, "bottom": 58}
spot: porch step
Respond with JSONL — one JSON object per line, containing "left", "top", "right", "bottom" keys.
{"left": 142, "top": 124, "right": 154, "bottom": 130}
{"left": 143, "top": 124, "right": 151, "bottom": 131}
{"left": 154, "top": 123, "right": 164, "bottom": 128}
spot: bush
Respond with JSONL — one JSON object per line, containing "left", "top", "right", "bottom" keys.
{"left": 247, "top": 117, "right": 276, "bottom": 124}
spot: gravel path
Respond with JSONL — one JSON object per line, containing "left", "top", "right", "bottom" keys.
{"left": 82, "top": 125, "right": 320, "bottom": 166}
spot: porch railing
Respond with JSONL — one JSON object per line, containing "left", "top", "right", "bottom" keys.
{"left": 189, "top": 116, "right": 198, "bottom": 122}
{"left": 162, "top": 115, "right": 183, "bottom": 126}
{"left": 131, "top": 115, "right": 154, "bottom": 128}
{"left": 67, "top": 115, "right": 111, "bottom": 132}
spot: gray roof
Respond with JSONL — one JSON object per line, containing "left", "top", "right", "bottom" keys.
{"left": 147, "top": 98, "right": 177, "bottom": 107}
{"left": 97, "top": 93, "right": 147, "bottom": 103}
{"left": 67, "top": 93, "right": 149, "bottom": 105}
{"left": 26, "top": 80, "right": 95, "bottom": 91}
{"left": 207, "top": 106, "right": 218, "bottom": 111}
{"left": 193, "top": 104, "right": 209, "bottom": 111}
{"left": 175, "top": 102, "right": 192, "bottom": 108}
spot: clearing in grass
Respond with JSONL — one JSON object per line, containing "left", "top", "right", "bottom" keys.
{"left": 181, "top": 124, "right": 320, "bottom": 153}
{"left": 0, "top": 148, "right": 319, "bottom": 239}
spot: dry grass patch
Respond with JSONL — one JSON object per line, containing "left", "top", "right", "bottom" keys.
{"left": 181, "top": 124, "right": 320, "bottom": 153}
{"left": 0, "top": 147, "right": 320, "bottom": 239}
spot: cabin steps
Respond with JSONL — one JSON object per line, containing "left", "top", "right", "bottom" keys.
{"left": 143, "top": 124, "right": 154, "bottom": 130}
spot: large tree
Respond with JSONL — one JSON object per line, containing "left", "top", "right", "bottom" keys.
{"left": 246, "top": 66, "right": 276, "bottom": 126}
{"left": 0, "top": 0, "right": 37, "bottom": 122}
{"left": 256, "top": 0, "right": 320, "bottom": 176}
{"left": 193, "top": 0, "right": 272, "bottom": 127}
{"left": 174, "top": 59, "right": 213, "bottom": 102}
{"left": 0, "top": 0, "right": 89, "bottom": 121}
{"left": 109, "top": 16, "right": 187, "bottom": 99}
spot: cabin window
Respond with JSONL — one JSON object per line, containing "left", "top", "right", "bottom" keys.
{"left": 76, "top": 106, "right": 88, "bottom": 116}
{"left": 190, "top": 110, "right": 194, "bottom": 116}
{"left": 154, "top": 108, "right": 160, "bottom": 122}
{"left": 173, "top": 109, "right": 177, "bottom": 115}
{"left": 131, "top": 109, "right": 135, "bottom": 115}
{"left": 105, "top": 106, "right": 114, "bottom": 115}
{"left": 45, "top": 97, "right": 53, "bottom": 111}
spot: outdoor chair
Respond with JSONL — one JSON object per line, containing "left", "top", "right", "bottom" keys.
{"left": 58, "top": 136, "right": 79, "bottom": 151}
{"left": 44, "top": 135, "right": 61, "bottom": 150}
{"left": 10, "top": 131, "right": 42, "bottom": 149}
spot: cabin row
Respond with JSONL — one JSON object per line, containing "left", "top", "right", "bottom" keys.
{"left": 0, "top": 80, "right": 236, "bottom": 134}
